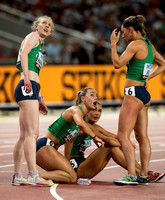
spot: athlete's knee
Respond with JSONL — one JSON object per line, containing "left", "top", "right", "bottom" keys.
{"left": 68, "top": 171, "right": 77, "bottom": 183}
{"left": 135, "top": 133, "right": 149, "bottom": 144}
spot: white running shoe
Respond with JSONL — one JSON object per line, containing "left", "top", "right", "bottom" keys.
{"left": 27, "top": 175, "right": 54, "bottom": 187}
{"left": 11, "top": 175, "right": 29, "bottom": 186}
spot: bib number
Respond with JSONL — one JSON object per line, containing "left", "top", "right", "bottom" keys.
{"left": 141, "top": 63, "right": 153, "bottom": 79}
{"left": 124, "top": 86, "right": 135, "bottom": 96}
{"left": 70, "top": 159, "right": 78, "bottom": 169}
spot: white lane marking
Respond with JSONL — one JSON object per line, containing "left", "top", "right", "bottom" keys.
{"left": 0, "top": 152, "right": 13, "bottom": 156}
{"left": 0, "top": 162, "right": 26, "bottom": 169}
{"left": 0, "top": 145, "right": 14, "bottom": 148}
{"left": 50, "top": 184, "right": 64, "bottom": 200}
{"left": 104, "top": 158, "right": 165, "bottom": 170}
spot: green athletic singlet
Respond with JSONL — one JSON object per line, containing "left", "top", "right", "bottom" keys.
{"left": 71, "top": 135, "right": 92, "bottom": 157}
{"left": 16, "top": 40, "right": 43, "bottom": 75}
{"left": 48, "top": 106, "right": 84, "bottom": 145}
{"left": 126, "top": 38, "right": 154, "bottom": 82}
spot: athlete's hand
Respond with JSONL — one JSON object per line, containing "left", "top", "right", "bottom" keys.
{"left": 110, "top": 28, "right": 120, "bottom": 45}
{"left": 24, "top": 77, "right": 32, "bottom": 93}
{"left": 144, "top": 79, "right": 148, "bottom": 91}
{"left": 38, "top": 98, "right": 48, "bottom": 115}
{"left": 93, "top": 136, "right": 104, "bottom": 148}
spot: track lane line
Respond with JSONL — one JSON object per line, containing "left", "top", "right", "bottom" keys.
{"left": 50, "top": 184, "right": 64, "bottom": 200}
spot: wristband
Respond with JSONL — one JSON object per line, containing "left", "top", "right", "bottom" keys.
{"left": 38, "top": 96, "right": 43, "bottom": 100}
{"left": 92, "top": 135, "right": 96, "bottom": 140}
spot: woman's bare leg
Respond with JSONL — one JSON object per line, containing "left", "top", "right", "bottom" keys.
{"left": 37, "top": 146, "right": 77, "bottom": 183}
{"left": 77, "top": 147, "right": 112, "bottom": 179}
{"left": 13, "top": 100, "right": 39, "bottom": 173}
{"left": 117, "top": 96, "right": 143, "bottom": 176}
{"left": 134, "top": 105, "right": 151, "bottom": 176}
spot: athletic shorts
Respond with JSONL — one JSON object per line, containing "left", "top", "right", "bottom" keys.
{"left": 14, "top": 80, "right": 40, "bottom": 103}
{"left": 124, "top": 86, "right": 151, "bottom": 105}
{"left": 70, "top": 157, "right": 85, "bottom": 172}
{"left": 36, "top": 137, "right": 57, "bottom": 152}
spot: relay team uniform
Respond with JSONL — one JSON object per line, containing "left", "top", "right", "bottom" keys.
{"left": 36, "top": 105, "right": 84, "bottom": 151}
{"left": 70, "top": 134, "right": 92, "bottom": 171}
{"left": 125, "top": 38, "right": 154, "bottom": 104}
{"left": 14, "top": 39, "right": 43, "bottom": 102}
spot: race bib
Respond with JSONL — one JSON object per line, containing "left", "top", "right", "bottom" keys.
{"left": 64, "top": 129, "right": 80, "bottom": 142}
{"left": 21, "top": 86, "right": 33, "bottom": 96}
{"left": 141, "top": 63, "right": 153, "bottom": 79}
{"left": 124, "top": 86, "right": 135, "bottom": 96}
{"left": 36, "top": 52, "right": 44, "bottom": 70}
{"left": 70, "top": 159, "right": 78, "bottom": 169}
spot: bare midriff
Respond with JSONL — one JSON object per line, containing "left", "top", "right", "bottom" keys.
{"left": 20, "top": 71, "right": 40, "bottom": 84}
{"left": 124, "top": 78, "right": 145, "bottom": 88}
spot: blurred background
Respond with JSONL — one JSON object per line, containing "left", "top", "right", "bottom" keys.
{"left": 0, "top": 0, "right": 165, "bottom": 110}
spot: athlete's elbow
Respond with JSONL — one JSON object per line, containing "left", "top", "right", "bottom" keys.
{"left": 113, "top": 64, "right": 121, "bottom": 69}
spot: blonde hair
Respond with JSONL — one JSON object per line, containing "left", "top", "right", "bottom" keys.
{"left": 31, "top": 15, "right": 54, "bottom": 32}
{"left": 75, "top": 87, "right": 94, "bottom": 105}
{"left": 122, "top": 15, "right": 146, "bottom": 36}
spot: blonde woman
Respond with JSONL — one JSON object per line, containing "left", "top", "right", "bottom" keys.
{"left": 12, "top": 16, "right": 54, "bottom": 186}
{"left": 36, "top": 87, "right": 104, "bottom": 183}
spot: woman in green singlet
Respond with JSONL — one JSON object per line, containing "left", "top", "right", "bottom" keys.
{"left": 65, "top": 102, "right": 164, "bottom": 183}
{"left": 110, "top": 15, "right": 165, "bottom": 185}
{"left": 12, "top": 16, "right": 54, "bottom": 187}
{"left": 36, "top": 87, "right": 104, "bottom": 183}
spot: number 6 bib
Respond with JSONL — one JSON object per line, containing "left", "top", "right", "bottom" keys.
{"left": 124, "top": 86, "right": 135, "bottom": 96}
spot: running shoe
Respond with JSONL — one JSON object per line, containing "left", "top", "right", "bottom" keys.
{"left": 148, "top": 171, "right": 165, "bottom": 183}
{"left": 137, "top": 174, "right": 149, "bottom": 185}
{"left": 27, "top": 174, "right": 54, "bottom": 187}
{"left": 113, "top": 174, "right": 139, "bottom": 185}
{"left": 11, "top": 175, "right": 29, "bottom": 186}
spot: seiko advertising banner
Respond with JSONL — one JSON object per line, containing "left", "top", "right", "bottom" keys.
{"left": 0, "top": 65, "right": 165, "bottom": 103}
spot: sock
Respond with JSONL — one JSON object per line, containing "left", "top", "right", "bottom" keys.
{"left": 28, "top": 171, "right": 38, "bottom": 177}
{"left": 14, "top": 173, "right": 22, "bottom": 178}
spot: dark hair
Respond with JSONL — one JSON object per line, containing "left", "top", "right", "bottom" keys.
{"left": 75, "top": 87, "right": 94, "bottom": 105}
{"left": 122, "top": 15, "right": 146, "bottom": 36}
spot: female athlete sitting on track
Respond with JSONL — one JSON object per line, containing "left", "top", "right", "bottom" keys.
{"left": 36, "top": 87, "right": 104, "bottom": 183}
{"left": 65, "top": 102, "right": 164, "bottom": 183}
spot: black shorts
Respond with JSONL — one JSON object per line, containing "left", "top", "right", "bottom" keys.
{"left": 70, "top": 157, "right": 85, "bottom": 172}
{"left": 124, "top": 86, "right": 151, "bottom": 105}
{"left": 36, "top": 137, "right": 57, "bottom": 152}
{"left": 14, "top": 80, "right": 40, "bottom": 103}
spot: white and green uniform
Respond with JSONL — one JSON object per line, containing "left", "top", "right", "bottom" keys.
{"left": 71, "top": 135, "right": 92, "bottom": 158}
{"left": 126, "top": 38, "right": 154, "bottom": 81}
{"left": 69, "top": 134, "right": 92, "bottom": 171}
{"left": 48, "top": 105, "right": 83, "bottom": 145}
{"left": 16, "top": 39, "right": 44, "bottom": 75}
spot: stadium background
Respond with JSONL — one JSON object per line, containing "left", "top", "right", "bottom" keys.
{"left": 0, "top": 0, "right": 165, "bottom": 109}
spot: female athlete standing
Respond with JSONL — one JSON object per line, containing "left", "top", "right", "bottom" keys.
{"left": 12, "top": 16, "right": 54, "bottom": 186}
{"left": 110, "top": 15, "right": 165, "bottom": 185}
